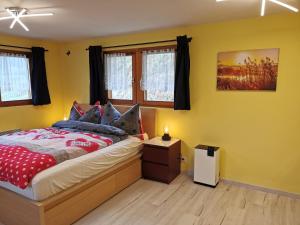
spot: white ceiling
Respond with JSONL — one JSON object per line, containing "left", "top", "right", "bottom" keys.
{"left": 0, "top": 0, "right": 299, "bottom": 41}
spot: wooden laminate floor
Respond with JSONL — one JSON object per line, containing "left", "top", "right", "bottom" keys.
{"left": 74, "top": 174, "right": 300, "bottom": 225}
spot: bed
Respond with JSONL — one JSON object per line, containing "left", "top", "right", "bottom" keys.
{"left": 0, "top": 104, "right": 156, "bottom": 225}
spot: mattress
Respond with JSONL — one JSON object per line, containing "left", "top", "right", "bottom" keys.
{"left": 0, "top": 136, "right": 144, "bottom": 201}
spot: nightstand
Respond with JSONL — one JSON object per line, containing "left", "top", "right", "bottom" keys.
{"left": 142, "top": 137, "right": 181, "bottom": 184}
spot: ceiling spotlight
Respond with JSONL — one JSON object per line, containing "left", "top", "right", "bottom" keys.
{"left": 0, "top": 7, "right": 54, "bottom": 31}
{"left": 269, "top": 0, "right": 299, "bottom": 12}
{"left": 216, "top": 0, "right": 299, "bottom": 16}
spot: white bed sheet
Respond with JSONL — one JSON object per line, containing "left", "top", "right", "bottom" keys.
{"left": 0, "top": 136, "right": 144, "bottom": 201}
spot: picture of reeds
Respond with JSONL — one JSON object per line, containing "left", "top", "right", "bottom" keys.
{"left": 217, "top": 48, "right": 279, "bottom": 91}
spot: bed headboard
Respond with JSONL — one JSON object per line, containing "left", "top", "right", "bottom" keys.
{"left": 79, "top": 104, "right": 156, "bottom": 139}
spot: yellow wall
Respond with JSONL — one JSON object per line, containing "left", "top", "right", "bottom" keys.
{"left": 0, "top": 34, "right": 64, "bottom": 130}
{"left": 59, "top": 13, "right": 300, "bottom": 194}
{"left": 1, "top": 13, "right": 299, "bottom": 194}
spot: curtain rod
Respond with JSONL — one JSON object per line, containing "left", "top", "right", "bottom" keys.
{"left": 0, "top": 44, "right": 49, "bottom": 52}
{"left": 86, "top": 37, "right": 192, "bottom": 51}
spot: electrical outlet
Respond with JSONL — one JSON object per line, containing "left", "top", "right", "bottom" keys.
{"left": 181, "top": 155, "right": 188, "bottom": 163}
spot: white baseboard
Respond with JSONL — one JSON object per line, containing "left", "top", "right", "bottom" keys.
{"left": 183, "top": 170, "right": 299, "bottom": 199}
{"left": 221, "top": 179, "right": 300, "bottom": 199}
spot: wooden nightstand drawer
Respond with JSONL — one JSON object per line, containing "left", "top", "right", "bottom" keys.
{"left": 142, "top": 162, "right": 170, "bottom": 183}
{"left": 143, "top": 146, "right": 169, "bottom": 165}
{"left": 142, "top": 137, "right": 181, "bottom": 184}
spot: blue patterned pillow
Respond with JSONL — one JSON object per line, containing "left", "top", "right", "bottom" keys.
{"left": 69, "top": 101, "right": 85, "bottom": 120}
{"left": 101, "top": 102, "right": 121, "bottom": 125}
{"left": 78, "top": 106, "right": 101, "bottom": 124}
{"left": 111, "top": 104, "right": 142, "bottom": 135}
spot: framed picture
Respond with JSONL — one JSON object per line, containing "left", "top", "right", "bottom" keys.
{"left": 217, "top": 48, "right": 279, "bottom": 91}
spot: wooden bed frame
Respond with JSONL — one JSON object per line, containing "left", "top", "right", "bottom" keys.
{"left": 0, "top": 105, "right": 156, "bottom": 225}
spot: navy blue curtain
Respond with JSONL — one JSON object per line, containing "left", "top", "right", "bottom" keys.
{"left": 88, "top": 46, "right": 107, "bottom": 105}
{"left": 174, "top": 35, "right": 191, "bottom": 110}
{"left": 31, "top": 47, "right": 51, "bottom": 105}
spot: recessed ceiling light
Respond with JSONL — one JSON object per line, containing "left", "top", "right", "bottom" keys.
{"left": 0, "top": 7, "right": 54, "bottom": 31}
{"left": 216, "top": 0, "right": 299, "bottom": 16}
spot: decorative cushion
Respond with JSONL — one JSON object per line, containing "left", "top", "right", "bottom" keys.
{"left": 78, "top": 105, "right": 102, "bottom": 124}
{"left": 69, "top": 101, "right": 85, "bottom": 120}
{"left": 94, "top": 101, "right": 101, "bottom": 106}
{"left": 101, "top": 102, "right": 121, "bottom": 125}
{"left": 111, "top": 104, "right": 143, "bottom": 135}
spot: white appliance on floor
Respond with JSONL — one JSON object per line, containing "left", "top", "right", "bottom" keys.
{"left": 194, "top": 145, "right": 220, "bottom": 187}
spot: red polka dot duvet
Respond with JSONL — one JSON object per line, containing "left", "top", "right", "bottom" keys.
{"left": 0, "top": 121, "right": 128, "bottom": 189}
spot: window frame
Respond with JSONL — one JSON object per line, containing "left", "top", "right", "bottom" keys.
{"left": 104, "top": 45, "right": 176, "bottom": 108}
{"left": 0, "top": 49, "right": 33, "bottom": 107}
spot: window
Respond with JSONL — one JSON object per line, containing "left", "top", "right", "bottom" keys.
{"left": 104, "top": 46, "right": 176, "bottom": 107}
{"left": 0, "top": 50, "right": 32, "bottom": 107}
{"left": 141, "top": 49, "right": 175, "bottom": 102}
{"left": 105, "top": 53, "right": 133, "bottom": 101}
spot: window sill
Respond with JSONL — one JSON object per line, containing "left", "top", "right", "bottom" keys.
{"left": 109, "top": 99, "right": 174, "bottom": 109}
{"left": 0, "top": 100, "right": 33, "bottom": 107}
{"left": 140, "top": 101, "right": 173, "bottom": 108}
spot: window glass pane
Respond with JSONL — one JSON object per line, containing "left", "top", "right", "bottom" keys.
{"left": 0, "top": 53, "right": 32, "bottom": 102}
{"left": 105, "top": 53, "right": 133, "bottom": 100}
{"left": 142, "top": 49, "right": 175, "bottom": 102}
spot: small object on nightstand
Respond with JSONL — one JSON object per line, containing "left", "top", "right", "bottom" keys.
{"left": 194, "top": 144, "right": 220, "bottom": 187}
{"left": 162, "top": 125, "right": 171, "bottom": 141}
{"left": 142, "top": 137, "right": 181, "bottom": 184}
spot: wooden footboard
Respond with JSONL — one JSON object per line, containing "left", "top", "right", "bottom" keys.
{"left": 0, "top": 154, "right": 142, "bottom": 225}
